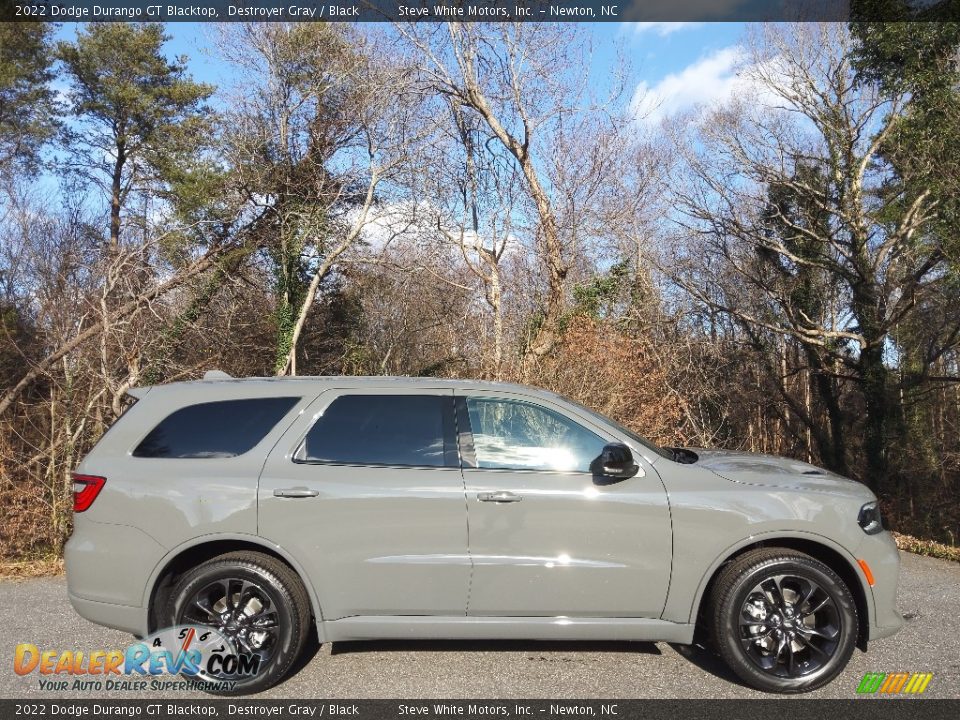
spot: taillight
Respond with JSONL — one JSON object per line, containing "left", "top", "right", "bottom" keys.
{"left": 72, "top": 474, "right": 106, "bottom": 512}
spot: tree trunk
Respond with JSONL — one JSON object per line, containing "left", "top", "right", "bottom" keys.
{"left": 110, "top": 140, "right": 126, "bottom": 250}
{"left": 489, "top": 261, "right": 503, "bottom": 378}
{"left": 517, "top": 155, "right": 567, "bottom": 366}
{"left": 277, "top": 164, "right": 379, "bottom": 377}
{"left": 448, "top": 28, "right": 568, "bottom": 368}
{"left": 807, "top": 349, "right": 849, "bottom": 476}
{"left": 850, "top": 273, "right": 891, "bottom": 493}
{"left": 859, "top": 342, "right": 890, "bottom": 493}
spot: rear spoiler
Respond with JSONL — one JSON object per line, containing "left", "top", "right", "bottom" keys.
{"left": 126, "top": 386, "right": 153, "bottom": 400}
{"left": 124, "top": 369, "right": 232, "bottom": 402}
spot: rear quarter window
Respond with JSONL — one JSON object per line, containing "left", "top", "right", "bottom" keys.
{"left": 133, "top": 397, "right": 300, "bottom": 459}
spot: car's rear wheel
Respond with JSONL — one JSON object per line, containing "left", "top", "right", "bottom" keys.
{"left": 709, "top": 548, "right": 858, "bottom": 693}
{"left": 165, "top": 551, "right": 311, "bottom": 695}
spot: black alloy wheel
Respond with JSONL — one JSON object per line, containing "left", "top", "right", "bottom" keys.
{"left": 166, "top": 551, "right": 311, "bottom": 695}
{"left": 710, "top": 548, "right": 858, "bottom": 693}
{"left": 180, "top": 576, "right": 283, "bottom": 666}
{"left": 738, "top": 573, "right": 842, "bottom": 678}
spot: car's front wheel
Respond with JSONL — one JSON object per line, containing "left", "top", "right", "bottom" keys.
{"left": 710, "top": 548, "right": 858, "bottom": 693}
{"left": 165, "top": 551, "right": 311, "bottom": 695}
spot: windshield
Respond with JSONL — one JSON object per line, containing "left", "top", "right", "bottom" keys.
{"left": 557, "top": 395, "right": 674, "bottom": 461}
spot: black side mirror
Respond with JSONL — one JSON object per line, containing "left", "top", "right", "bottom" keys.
{"left": 590, "top": 442, "right": 639, "bottom": 481}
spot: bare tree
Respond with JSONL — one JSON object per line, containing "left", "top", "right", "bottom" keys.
{"left": 278, "top": 38, "right": 422, "bottom": 376}
{"left": 667, "top": 24, "right": 953, "bottom": 490}
{"left": 217, "top": 25, "right": 424, "bottom": 376}
{"left": 400, "top": 23, "right": 629, "bottom": 370}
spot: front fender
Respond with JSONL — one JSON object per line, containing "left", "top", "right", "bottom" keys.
{"left": 667, "top": 529, "right": 874, "bottom": 630}
{"left": 657, "top": 466, "right": 876, "bottom": 629}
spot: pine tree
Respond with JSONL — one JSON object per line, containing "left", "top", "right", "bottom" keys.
{"left": 57, "top": 23, "right": 213, "bottom": 249}
{"left": 0, "top": 22, "right": 57, "bottom": 174}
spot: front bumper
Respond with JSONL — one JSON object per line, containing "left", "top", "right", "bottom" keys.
{"left": 871, "top": 619, "right": 906, "bottom": 641}
{"left": 856, "top": 530, "right": 905, "bottom": 642}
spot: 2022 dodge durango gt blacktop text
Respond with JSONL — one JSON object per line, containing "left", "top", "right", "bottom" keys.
{"left": 66, "top": 373, "right": 904, "bottom": 694}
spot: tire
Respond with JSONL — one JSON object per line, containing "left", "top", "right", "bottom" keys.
{"left": 709, "top": 548, "right": 858, "bottom": 693}
{"left": 165, "top": 551, "right": 311, "bottom": 695}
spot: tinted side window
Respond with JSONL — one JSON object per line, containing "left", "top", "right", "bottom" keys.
{"left": 465, "top": 397, "right": 606, "bottom": 473}
{"left": 133, "top": 397, "right": 299, "bottom": 459}
{"left": 298, "top": 394, "right": 455, "bottom": 467}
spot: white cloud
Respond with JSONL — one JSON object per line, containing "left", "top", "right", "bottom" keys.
{"left": 629, "top": 22, "right": 702, "bottom": 37}
{"left": 632, "top": 45, "right": 757, "bottom": 125}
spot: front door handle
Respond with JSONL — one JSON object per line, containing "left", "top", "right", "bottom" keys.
{"left": 477, "top": 490, "right": 522, "bottom": 503}
{"left": 273, "top": 487, "right": 319, "bottom": 498}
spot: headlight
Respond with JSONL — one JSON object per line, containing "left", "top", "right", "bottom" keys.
{"left": 858, "top": 501, "right": 883, "bottom": 534}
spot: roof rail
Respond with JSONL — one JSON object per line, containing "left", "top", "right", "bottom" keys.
{"left": 203, "top": 370, "right": 234, "bottom": 381}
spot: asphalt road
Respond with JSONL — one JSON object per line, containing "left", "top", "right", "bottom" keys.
{"left": 1, "top": 551, "right": 957, "bottom": 700}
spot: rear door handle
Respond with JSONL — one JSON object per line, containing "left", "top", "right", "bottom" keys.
{"left": 273, "top": 487, "right": 319, "bottom": 498}
{"left": 477, "top": 490, "right": 522, "bottom": 503}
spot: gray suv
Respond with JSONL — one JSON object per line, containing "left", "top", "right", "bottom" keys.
{"left": 66, "top": 374, "right": 903, "bottom": 694}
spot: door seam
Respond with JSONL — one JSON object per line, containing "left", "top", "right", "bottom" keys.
{"left": 454, "top": 394, "right": 475, "bottom": 616}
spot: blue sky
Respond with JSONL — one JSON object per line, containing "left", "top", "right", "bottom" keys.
{"left": 53, "top": 22, "right": 749, "bottom": 121}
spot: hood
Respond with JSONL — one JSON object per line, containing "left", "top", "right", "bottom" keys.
{"left": 690, "top": 448, "right": 871, "bottom": 496}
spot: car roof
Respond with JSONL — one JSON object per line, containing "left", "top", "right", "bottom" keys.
{"left": 131, "top": 373, "right": 547, "bottom": 398}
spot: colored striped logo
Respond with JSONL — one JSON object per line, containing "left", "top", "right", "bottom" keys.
{"left": 857, "top": 672, "right": 933, "bottom": 694}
